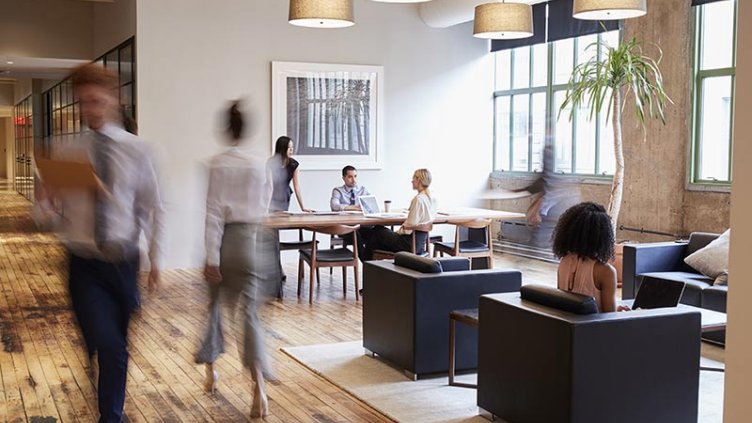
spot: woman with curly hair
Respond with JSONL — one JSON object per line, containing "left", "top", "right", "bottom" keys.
{"left": 552, "top": 202, "right": 619, "bottom": 313}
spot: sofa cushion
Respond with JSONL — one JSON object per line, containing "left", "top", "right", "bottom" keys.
{"left": 684, "top": 230, "right": 729, "bottom": 283}
{"left": 701, "top": 285, "right": 728, "bottom": 313}
{"left": 394, "top": 252, "right": 442, "bottom": 273}
{"left": 686, "top": 232, "right": 720, "bottom": 256}
{"left": 435, "top": 257, "right": 471, "bottom": 272}
{"left": 520, "top": 285, "right": 599, "bottom": 315}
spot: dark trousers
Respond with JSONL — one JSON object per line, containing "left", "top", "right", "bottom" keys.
{"left": 69, "top": 253, "right": 139, "bottom": 423}
{"left": 361, "top": 225, "right": 427, "bottom": 261}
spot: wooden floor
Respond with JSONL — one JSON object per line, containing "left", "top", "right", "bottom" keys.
{"left": 0, "top": 190, "right": 558, "bottom": 423}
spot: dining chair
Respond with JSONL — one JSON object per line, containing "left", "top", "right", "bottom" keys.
{"left": 298, "top": 225, "right": 361, "bottom": 304}
{"left": 372, "top": 223, "right": 434, "bottom": 260}
{"left": 433, "top": 219, "right": 494, "bottom": 269}
{"left": 279, "top": 229, "right": 319, "bottom": 284}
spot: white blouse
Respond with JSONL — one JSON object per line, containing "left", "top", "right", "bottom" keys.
{"left": 397, "top": 191, "right": 437, "bottom": 235}
{"left": 205, "top": 147, "right": 272, "bottom": 266}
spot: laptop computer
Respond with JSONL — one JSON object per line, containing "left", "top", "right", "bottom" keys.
{"left": 632, "top": 276, "right": 686, "bottom": 309}
{"left": 358, "top": 195, "right": 406, "bottom": 218}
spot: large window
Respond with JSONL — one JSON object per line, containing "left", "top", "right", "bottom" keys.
{"left": 494, "top": 31, "right": 619, "bottom": 177}
{"left": 691, "top": 0, "right": 736, "bottom": 185}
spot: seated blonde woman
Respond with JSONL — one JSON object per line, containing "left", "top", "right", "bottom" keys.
{"left": 361, "top": 169, "right": 437, "bottom": 261}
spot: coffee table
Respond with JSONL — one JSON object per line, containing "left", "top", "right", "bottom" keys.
{"left": 621, "top": 300, "right": 727, "bottom": 372}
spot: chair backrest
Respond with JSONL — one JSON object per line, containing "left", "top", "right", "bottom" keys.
{"left": 394, "top": 252, "right": 443, "bottom": 273}
{"left": 411, "top": 222, "right": 433, "bottom": 254}
{"left": 520, "top": 284, "right": 599, "bottom": 315}
{"left": 305, "top": 224, "right": 360, "bottom": 236}
{"left": 455, "top": 218, "right": 492, "bottom": 230}
{"left": 687, "top": 232, "right": 720, "bottom": 256}
{"left": 305, "top": 225, "right": 361, "bottom": 260}
{"left": 452, "top": 218, "right": 493, "bottom": 250}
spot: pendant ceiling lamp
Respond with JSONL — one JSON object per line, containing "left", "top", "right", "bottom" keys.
{"left": 473, "top": 1, "right": 534, "bottom": 40}
{"left": 289, "top": 0, "right": 354, "bottom": 28}
{"left": 572, "top": 0, "right": 646, "bottom": 20}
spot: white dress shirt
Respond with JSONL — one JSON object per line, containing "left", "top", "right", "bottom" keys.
{"left": 330, "top": 184, "right": 370, "bottom": 211}
{"left": 35, "top": 123, "right": 166, "bottom": 267}
{"left": 204, "top": 147, "right": 272, "bottom": 266}
{"left": 397, "top": 192, "right": 437, "bottom": 235}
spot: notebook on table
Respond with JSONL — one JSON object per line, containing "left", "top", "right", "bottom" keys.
{"left": 358, "top": 195, "right": 406, "bottom": 218}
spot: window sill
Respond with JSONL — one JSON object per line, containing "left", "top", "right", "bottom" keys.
{"left": 490, "top": 171, "right": 613, "bottom": 186}
{"left": 686, "top": 183, "right": 731, "bottom": 193}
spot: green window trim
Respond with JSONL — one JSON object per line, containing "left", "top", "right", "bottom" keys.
{"left": 690, "top": 0, "right": 737, "bottom": 186}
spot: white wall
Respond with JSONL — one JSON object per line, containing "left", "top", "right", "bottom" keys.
{"left": 0, "top": 84, "right": 14, "bottom": 106}
{"left": 93, "top": 0, "right": 136, "bottom": 58}
{"left": 0, "top": 0, "right": 94, "bottom": 60}
{"left": 136, "top": 0, "right": 493, "bottom": 269}
{"left": 724, "top": 0, "right": 752, "bottom": 420}
{"left": 14, "top": 78, "right": 32, "bottom": 104}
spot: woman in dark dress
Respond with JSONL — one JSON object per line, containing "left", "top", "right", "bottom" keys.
{"left": 268, "top": 136, "right": 311, "bottom": 212}
{"left": 267, "top": 136, "right": 311, "bottom": 295}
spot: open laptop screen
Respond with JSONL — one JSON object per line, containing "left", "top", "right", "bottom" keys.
{"left": 358, "top": 195, "right": 380, "bottom": 215}
{"left": 632, "top": 276, "right": 686, "bottom": 309}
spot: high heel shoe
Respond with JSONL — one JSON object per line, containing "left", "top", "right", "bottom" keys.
{"left": 204, "top": 364, "right": 219, "bottom": 394}
{"left": 250, "top": 393, "right": 269, "bottom": 418}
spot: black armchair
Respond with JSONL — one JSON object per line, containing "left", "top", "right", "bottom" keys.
{"left": 362, "top": 252, "right": 521, "bottom": 379}
{"left": 478, "top": 287, "right": 702, "bottom": 423}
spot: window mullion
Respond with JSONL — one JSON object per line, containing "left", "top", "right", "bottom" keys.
{"left": 571, "top": 38, "right": 578, "bottom": 174}
{"left": 528, "top": 46, "right": 534, "bottom": 172}
{"left": 594, "top": 33, "right": 602, "bottom": 175}
{"left": 728, "top": 75, "right": 735, "bottom": 182}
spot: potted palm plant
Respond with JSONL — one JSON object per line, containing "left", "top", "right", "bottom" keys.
{"left": 560, "top": 37, "right": 671, "bottom": 237}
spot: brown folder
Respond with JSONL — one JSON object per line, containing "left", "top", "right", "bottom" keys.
{"left": 35, "top": 158, "right": 100, "bottom": 192}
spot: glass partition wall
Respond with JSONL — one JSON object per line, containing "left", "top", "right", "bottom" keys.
{"left": 42, "top": 37, "right": 136, "bottom": 157}
{"left": 13, "top": 96, "right": 34, "bottom": 200}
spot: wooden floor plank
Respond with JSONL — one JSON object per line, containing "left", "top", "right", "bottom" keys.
{"left": 0, "top": 190, "right": 558, "bottom": 422}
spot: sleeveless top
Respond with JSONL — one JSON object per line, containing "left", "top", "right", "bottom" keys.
{"left": 557, "top": 254, "right": 602, "bottom": 311}
{"left": 267, "top": 156, "right": 299, "bottom": 212}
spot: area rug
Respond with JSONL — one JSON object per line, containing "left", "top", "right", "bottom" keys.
{"left": 282, "top": 341, "right": 726, "bottom": 423}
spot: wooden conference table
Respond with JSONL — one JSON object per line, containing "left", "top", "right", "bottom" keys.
{"left": 264, "top": 207, "right": 525, "bottom": 229}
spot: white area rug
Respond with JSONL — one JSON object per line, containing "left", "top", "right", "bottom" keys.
{"left": 282, "top": 341, "right": 726, "bottom": 423}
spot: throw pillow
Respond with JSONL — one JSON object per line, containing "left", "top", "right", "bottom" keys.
{"left": 684, "top": 229, "right": 730, "bottom": 284}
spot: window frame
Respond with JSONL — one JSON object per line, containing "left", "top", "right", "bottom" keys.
{"left": 492, "top": 31, "right": 619, "bottom": 179}
{"left": 689, "top": 0, "right": 737, "bottom": 188}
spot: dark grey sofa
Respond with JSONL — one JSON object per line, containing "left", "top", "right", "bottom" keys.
{"left": 478, "top": 287, "right": 702, "bottom": 423}
{"left": 362, "top": 252, "right": 521, "bottom": 378}
{"left": 622, "top": 232, "right": 727, "bottom": 343}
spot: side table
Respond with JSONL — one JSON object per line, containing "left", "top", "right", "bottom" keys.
{"left": 449, "top": 308, "right": 479, "bottom": 388}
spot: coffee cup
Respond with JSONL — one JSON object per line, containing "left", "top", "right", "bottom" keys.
{"left": 384, "top": 200, "right": 392, "bottom": 213}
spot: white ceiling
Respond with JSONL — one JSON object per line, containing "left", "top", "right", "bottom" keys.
{"left": 0, "top": 57, "right": 88, "bottom": 80}
{"left": 419, "top": 0, "right": 549, "bottom": 28}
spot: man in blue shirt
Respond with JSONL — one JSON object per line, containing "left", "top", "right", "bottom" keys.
{"left": 330, "top": 165, "right": 370, "bottom": 211}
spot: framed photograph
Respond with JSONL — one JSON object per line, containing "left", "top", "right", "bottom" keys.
{"left": 272, "top": 61, "right": 384, "bottom": 170}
